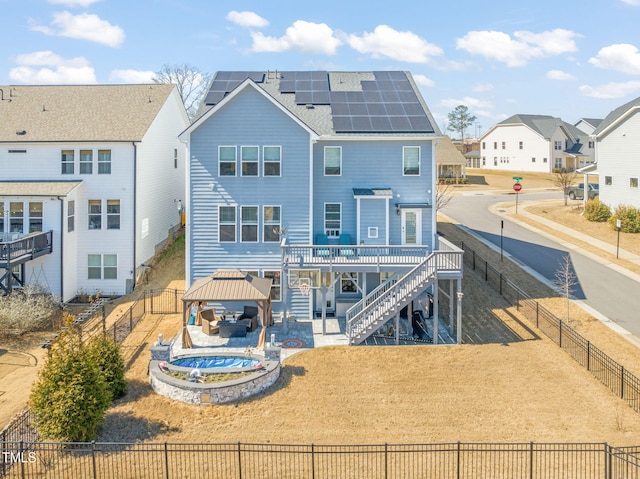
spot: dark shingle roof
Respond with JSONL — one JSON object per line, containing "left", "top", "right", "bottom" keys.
{"left": 593, "top": 96, "right": 640, "bottom": 136}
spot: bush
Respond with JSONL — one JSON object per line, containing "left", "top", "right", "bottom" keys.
{"left": 609, "top": 205, "right": 640, "bottom": 233}
{"left": 0, "top": 284, "right": 61, "bottom": 334}
{"left": 30, "top": 332, "right": 112, "bottom": 441}
{"left": 438, "top": 177, "right": 469, "bottom": 184}
{"left": 87, "top": 335, "right": 127, "bottom": 400}
{"left": 584, "top": 198, "right": 611, "bottom": 222}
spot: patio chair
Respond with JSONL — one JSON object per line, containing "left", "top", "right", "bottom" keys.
{"left": 238, "top": 305, "right": 259, "bottom": 332}
{"left": 339, "top": 234, "right": 355, "bottom": 257}
{"left": 315, "top": 234, "right": 331, "bottom": 257}
{"left": 200, "top": 309, "right": 220, "bottom": 335}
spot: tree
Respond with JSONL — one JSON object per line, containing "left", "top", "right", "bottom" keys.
{"left": 435, "top": 181, "right": 453, "bottom": 211}
{"left": 553, "top": 170, "right": 578, "bottom": 206}
{"left": 447, "top": 105, "right": 477, "bottom": 143}
{"left": 153, "top": 64, "right": 212, "bottom": 121}
{"left": 553, "top": 254, "right": 578, "bottom": 322}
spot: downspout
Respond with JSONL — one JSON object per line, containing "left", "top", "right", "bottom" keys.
{"left": 132, "top": 142, "right": 137, "bottom": 292}
{"left": 57, "top": 196, "right": 64, "bottom": 300}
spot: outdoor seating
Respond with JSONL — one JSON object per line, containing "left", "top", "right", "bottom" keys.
{"left": 339, "top": 234, "right": 355, "bottom": 257}
{"left": 219, "top": 319, "right": 250, "bottom": 338}
{"left": 315, "top": 234, "right": 331, "bottom": 257}
{"left": 237, "top": 305, "right": 259, "bottom": 332}
{"left": 200, "top": 309, "right": 220, "bottom": 335}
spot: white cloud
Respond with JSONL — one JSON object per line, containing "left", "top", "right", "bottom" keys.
{"left": 579, "top": 80, "right": 640, "bottom": 98}
{"left": 472, "top": 83, "right": 494, "bottom": 93}
{"left": 413, "top": 74, "right": 434, "bottom": 87}
{"left": 250, "top": 20, "right": 341, "bottom": 55}
{"left": 347, "top": 25, "right": 442, "bottom": 64}
{"left": 109, "top": 69, "right": 155, "bottom": 83}
{"left": 589, "top": 44, "right": 640, "bottom": 75}
{"left": 226, "top": 11, "right": 269, "bottom": 28}
{"left": 547, "top": 70, "right": 576, "bottom": 80}
{"left": 48, "top": 0, "right": 100, "bottom": 6}
{"left": 31, "top": 11, "right": 125, "bottom": 47}
{"left": 440, "top": 96, "right": 493, "bottom": 110}
{"left": 9, "top": 50, "right": 96, "bottom": 84}
{"left": 621, "top": 0, "right": 640, "bottom": 5}
{"left": 457, "top": 28, "right": 580, "bottom": 67}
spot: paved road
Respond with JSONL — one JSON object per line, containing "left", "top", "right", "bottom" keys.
{"left": 443, "top": 191, "right": 640, "bottom": 338}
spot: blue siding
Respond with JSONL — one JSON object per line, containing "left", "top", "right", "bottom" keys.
{"left": 359, "top": 199, "right": 386, "bottom": 245}
{"left": 313, "top": 140, "right": 434, "bottom": 248}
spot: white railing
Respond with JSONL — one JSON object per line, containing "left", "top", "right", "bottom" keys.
{"left": 283, "top": 245, "right": 430, "bottom": 268}
{"left": 344, "top": 272, "right": 400, "bottom": 323}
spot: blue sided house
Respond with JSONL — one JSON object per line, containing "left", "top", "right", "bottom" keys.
{"left": 179, "top": 70, "right": 463, "bottom": 345}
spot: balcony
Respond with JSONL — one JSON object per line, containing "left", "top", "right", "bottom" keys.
{"left": 0, "top": 231, "right": 53, "bottom": 268}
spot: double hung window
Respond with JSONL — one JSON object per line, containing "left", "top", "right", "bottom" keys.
{"left": 403, "top": 146, "right": 420, "bottom": 175}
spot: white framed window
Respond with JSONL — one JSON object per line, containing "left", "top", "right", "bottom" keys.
{"left": 554, "top": 141, "right": 562, "bottom": 150}
{"left": 241, "top": 146, "right": 259, "bottom": 176}
{"left": 173, "top": 148, "right": 178, "bottom": 169}
{"left": 80, "top": 150, "right": 93, "bottom": 174}
{"left": 403, "top": 146, "right": 420, "bottom": 176}
{"left": 98, "top": 150, "right": 111, "bottom": 174}
{"left": 340, "top": 273, "right": 358, "bottom": 294}
{"left": 241, "top": 206, "right": 259, "bottom": 242}
{"left": 493, "top": 142, "right": 497, "bottom": 149}
{"left": 29, "top": 202, "right": 43, "bottom": 233}
{"left": 631, "top": 178, "right": 639, "bottom": 188}
{"left": 324, "top": 203, "right": 341, "bottom": 237}
{"left": 107, "top": 200, "right": 120, "bottom": 230}
{"left": 263, "top": 146, "right": 281, "bottom": 176}
{"left": 218, "top": 205, "right": 236, "bottom": 242}
{"left": 264, "top": 270, "right": 281, "bottom": 302}
{"left": 88, "top": 200, "right": 101, "bottom": 229}
{"left": 482, "top": 142, "right": 486, "bottom": 149}
{"left": 61, "top": 150, "right": 74, "bottom": 174}
{"left": 554, "top": 158, "right": 562, "bottom": 169}
{"left": 68, "top": 201, "right": 75, "bottom": 232}
{"left": 531, "top": 157, "right": 536, "bottom": 163}
{"left": 324, "top": 146, "right": 341, "bottom": 175}
{"left": 219, "top": 146, "right": 237, "bottom": 176}
{"left": 605, "top": 176, "right": 612, "bottom": 186}
{"left": 543, "top": 158, "right": 548, "bottom": 163}
{"left": 263, "top": 205, "right": 281, "bottom": 242}
{"left": 88, "top": 254, "right": 117, "bottom": 280}
{"left": 501, "top": 141, "right": 506, "bottom": 149}
{"left": 368, "top": 227, "right": 378, "bottom": 239}
{"left": 9, "top": 202, "right": 23, "bottom": 233}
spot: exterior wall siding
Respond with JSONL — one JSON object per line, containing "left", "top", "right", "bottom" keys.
{"left": 359, "top": 199, "right": 387, "bottom": 245}
{"left": 480, "top": 125, "right": 551, "bottom": 172}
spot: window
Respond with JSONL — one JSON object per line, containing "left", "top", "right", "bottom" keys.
{"left": 219, "top": 146, "right": 236, "bottom": 176}
{"left": 98, "top": 150, "right": 111, "bottom": 174}
{"left": 241, "top": 146, "right": 259, "bottom": 176}
{"left": 531, "top": 157, "right": 536, "bottom": 163}
{"left": 218, "top": 206, "right": 236, "bottom": 242}
{"left": 605, "top": 176, "right": 612, "bottom": 186}
{"left": 10, "top": 202, "right": 23, "bottom": 233}
{"left": 88, "top": 200, "right": 101, "bottom": 229}
{"left": 241, "top": 206, "right": 258, "bottom": 242}
{"left": 631, "top": 178, "right": 639, "bottom": 188}
{"left": 263, "top": 206, "right": 281, "bottom": 242}
{"left": 88, "top": 254, "right": 117, "bottom": 279}
{"left": 107, "top": 200, "right": 120, "bottom": 230}
{"left": 403, "top": 146, "right": 420, "bottom": 175}
{"left": 340, "top": 273, "right": 358, "bottom": 294}
{"left": 554, "top": 141, "right": 562, "bottom": 150}
{"left": 493, "top": 142, "right": 497, "bottom": 149}
{"left": 543, "top": 158, "right": 548, "bottom": 163}
{"left": 554, "top": 158, "right": 562, "bottom": 169}
{"left": 324, "top": 146, "right": 341, "bottom": 175}
{"left": 482, "top": 157, "right": 486, "bottom": 166}
{"left": 68, "top": 201, "right": 75, "bottom": 232}
{"left": 493, "top": 157, "right": 497, "bottom": 166}
{"left": 588, "top": 141, "right": 594, "bottom": 148}
{"left": 0, "top": 204, "right": 3, "bottom": 234}
{"left": 29, "top": 202, "right": 43, "bottom": 232}
{"left": 263, "top": 146, "right": 281, "bottom": 176}
{"left": 79, "top": 150, "right": 93, "bottom": 174}
{"left": 501, "top": 141, "right": 506, "bottom": 149}
{"left": 264, "top": 271, "right": 281, "bottom": 302}
{"left": 368, "top": 227, "right": 378, "bottom": 239}
{"left": 61, "top": 150, "right": 74, "bottom": 174}
{"left": 174, "top": 149, "right": 178, "bottom": 169}
{"left": 482, "top": 142, "right": 486, "bottom": 149}
{"left": 519, "top": 141, "right": 523, "bottom": 149}
{"left": 324, "top": 203, "right": 341, "bottom": 237}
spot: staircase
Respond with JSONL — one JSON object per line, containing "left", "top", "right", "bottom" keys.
{"left": 346, "top": 253, "right": 438, "bottom": 345}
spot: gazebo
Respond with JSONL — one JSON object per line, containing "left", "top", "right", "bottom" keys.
{"left": 181, "top": 270, "right": 273, "bottom": 348}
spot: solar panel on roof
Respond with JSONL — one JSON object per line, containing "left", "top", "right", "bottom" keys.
{"left": 389, "top": 116, "right": 412, "bottom": 131}
{"left": 351, "top": 116, "right": 373, "bottom": 131}
{"left": 371, "top": 116, "right": 393, "bottom": 131}
{"left": 332, "top": 117, "right": 352, "bottom": 131}
{"left": 349, "top": 103, "right": 368, "bottom": 116}
{"left": 367, "top": 103, "right": 387, "bottom": 116}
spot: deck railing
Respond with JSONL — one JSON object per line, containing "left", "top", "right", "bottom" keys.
{"left": 0, "top": 231, "right": 53, "bottom": 265}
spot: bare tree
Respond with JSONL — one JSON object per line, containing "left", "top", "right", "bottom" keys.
{"left": 153, "top": 64, "right": 212, "bottom": 121}
{"left": 553, "top": 254, "right": 578, "bottom": 322}
{"left": 553, "top": 170, "right": 578, "bottom": 206}
{"left": 435, "top": 181, "right": 453, "bottom": 211}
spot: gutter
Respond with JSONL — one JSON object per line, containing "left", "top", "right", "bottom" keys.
{"left": 132, "top": 142, "right": 137, "bottom": 293}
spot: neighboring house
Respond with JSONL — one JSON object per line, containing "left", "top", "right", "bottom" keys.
{"left": 437, "top": 135, "right": 467, "bottom": 179}
{"left": 574, "top": 118, "right": 603, "bottom": 135}
{"left": 180, "top": 70, "right": 463, "bottom": 345}
{"left": 592, "top": 97, "right": 640, "bottom": 209}
{"left": 480, "top": 114, "right": 594, "bottom": 172}
{"left": 0, "top": 84, "right": 189, "bottom": 301}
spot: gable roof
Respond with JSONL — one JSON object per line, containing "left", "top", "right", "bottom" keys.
{"left": 437, "top": 136, "right": 466, "bottom": 165}
{"left": 0, "top": 84, "right": 177, "bottom": 143}
{"left": 576, "top": 118, "right": 603, "bottom": 129}
{"left": 593, "top": 96, "right": 640, "bottom": 137}
{"left": 193, "top": 70, "right": 441, "bottom": 138}
{"left": 492, "top": 114, "right": 587, "bottom": 146}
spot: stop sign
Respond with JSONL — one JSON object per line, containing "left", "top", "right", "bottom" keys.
{"left": 513, "top": 183, "right": 522, "bottom": 192}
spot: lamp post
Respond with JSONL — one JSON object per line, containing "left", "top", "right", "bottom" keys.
{"left": 456, "top": 291, "right": 464, "bottom": 344}
{"left": 616, "top": 219, "right": 621, "bottom": 259}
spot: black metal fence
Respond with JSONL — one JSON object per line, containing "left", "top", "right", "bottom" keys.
{"left": 460, "top": 241, "right": 640, "bottom": 414}
{"left": 1, "top": 441, "right": 639, "bottom": 479}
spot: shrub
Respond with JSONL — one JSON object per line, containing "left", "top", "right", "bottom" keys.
{"left": 609, "top": 205, "right": 640, "bottom": 233}
{"left": 30, "top": 331, "right": 112, "bottom": 442}
{"left": 0, "top": 284, "right": 61, "bottom": 334}
{"left": 87, "top": 335, "right": 128, "bottom": 400}
{"left": 584, "top": 198, "right": 611, "bottom": 222}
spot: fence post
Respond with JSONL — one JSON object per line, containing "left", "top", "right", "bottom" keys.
{"left": 605, "top": 443, "right": 612, "bottom": 479}
{"left": 529, "top": 442, "right": 533, "bottom": 479}
{"left": 384, "top": 443, "right": 388, "bottom": 479}
{"left": 472, "top": 249, "right": 476, "bottom": 270}
{"left": 164, "top": 442, "right": 170, "bottom": 479}
{"left": 456, "top": 441, "right": 461, "bottom": 479}
{"left": 536, "top": 302, "right": 539, "bottom": 328}
{"left": 311, "top": 443, "right": 315, "bottom": 479}
{"left": 559, "top": 320, "right": 563, "bottom": 348}
{"left": 499, "top": 273, "right": 502, "bottom": 296}
{"left": 129, "top": 307, "right": 133, "bottom": 334}
{"left": 621, "top": 366, "right": 625, "bottom": 399}
{"left": 19, "top": 440, "right": 24, "bottom": 479}
{"left": 174, "top": 289, "right": 178, "bottom": 313}
{"left": 485, "top": 261, "right": 488, "bottom": 281}
{"left": 587, "top": 341, "right": 591, "bottom": 371}
{"left": 516, "top": 289, "right": 520, "bottom": 311}
{"left": 237, "top": 442, "right": 242, "bottom": 479}
{"left": 151, "top": 290, "right": 154, "bottom": 314}
{"left": 91, "top": 441, "right": 97, "bottom": 479}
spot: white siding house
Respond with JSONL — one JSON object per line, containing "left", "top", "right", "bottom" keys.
{"left": 593, "top": 97, "right": 640, "bottom": 209}
{"left": 480, "top": 114, "right": 594, "bottom": 172}
{"left": 0, "top": 84, "right": 189, "bottom": 301}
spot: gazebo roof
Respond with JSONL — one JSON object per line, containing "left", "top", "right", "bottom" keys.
{"left": 182, "top": 270, "right": 272, "bottom": 302}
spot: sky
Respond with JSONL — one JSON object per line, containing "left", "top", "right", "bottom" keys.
{"left": 3, "top": 0, "right": 640, "bottom": 134}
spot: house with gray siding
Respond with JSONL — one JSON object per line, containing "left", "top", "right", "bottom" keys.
{"left": 180, "top": 71, "right": 463, "bottom": 345}
{"left": 0, "top": 84, "right": 189, "bottom": 301}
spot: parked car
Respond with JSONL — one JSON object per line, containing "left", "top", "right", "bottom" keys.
{"left": 567, "top": 183, "right": 599, "bottom": 200}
